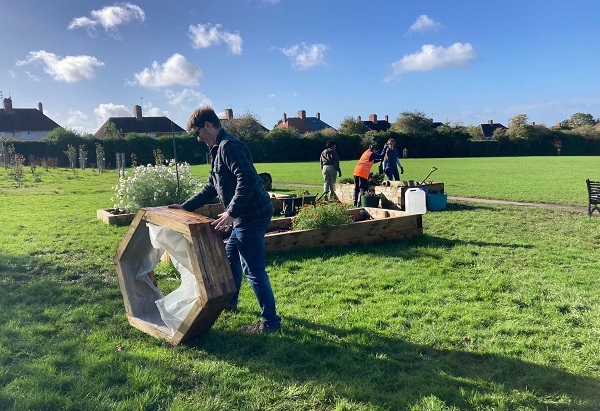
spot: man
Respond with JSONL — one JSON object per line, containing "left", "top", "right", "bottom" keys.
{"left": 319, "top": 140, "right": 341, "bottom": 201}
{"left": 169, "top": 107, "right": 281, "bottom": 333}
{"left": 352, "top": 144, "right": 387, "bottom": 206}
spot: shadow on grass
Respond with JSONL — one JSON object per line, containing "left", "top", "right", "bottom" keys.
{"left": 266, "top": 231, "right": 534, "bottom": 266}
{"left": 195, "top": 316, "right": 600, "bottom": 410}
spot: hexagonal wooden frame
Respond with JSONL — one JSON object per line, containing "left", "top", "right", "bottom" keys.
{"left": 114, "top": 206, "right": 235, "bottom": 345}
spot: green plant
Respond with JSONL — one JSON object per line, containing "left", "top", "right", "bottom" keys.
{"left": 362, "top": 188, "right": 379, "bottom": 197}
{"left": 112, "top": 160, "right": 202, "bottom": 213}
{"left": 292, "top": 201, "right": 353, "bottom": 230}
{"left": 64, "top": 144, "right": 77, "bottom": 169}
{"left": 368, "top": 171, "right": 385, "bottom": 186}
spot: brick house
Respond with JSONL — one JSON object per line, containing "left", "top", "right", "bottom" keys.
{"left": 276, "top": 110, "right": 334, "bottom": 133}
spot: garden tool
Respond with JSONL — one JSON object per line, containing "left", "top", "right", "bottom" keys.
{"left": 420, "top": 166, "right": 438, "bottom": 185}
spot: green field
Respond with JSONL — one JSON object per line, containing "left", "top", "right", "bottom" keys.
{"left": 0, "top": 157, "right": 599, "bottom": 410}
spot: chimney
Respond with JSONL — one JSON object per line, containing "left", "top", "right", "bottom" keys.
{"left": 298, "top": 110, "right": 306, "bottom": 120}
{"left": 316, "top": 112, "right": 320, "bottom": 120}
{"left": 488, "top": 119, "right": 494, "bottom": 125}
{"left": 282, "top": 113, "right": 287, "bottom": 123}
{"left": 369, "top": 114, "right": 377, "bottom": 122}
{"left": 134, "top": 105, "right": 142, "bottom": 120}
{"left": 3, "top": 97, "right": 13, "bottom": 113}
{"left": 38, "top": 102, "right": 43, "bottom": 114}
{"left": 385, "top": 115, "right": 389, "bottom": 122}
{"left": 530, "top": 121, "right": 535, "bottom": 126}
{"left": 357, "top": 115, "right": 361, "bottom": 122}
{"left": 225, "top": 108, "right": 234, "bottom": 120}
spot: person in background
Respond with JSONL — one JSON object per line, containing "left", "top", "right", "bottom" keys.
{"left": 319, "top": 140, "right": 341, "bottom": 201}
{"left": 382, "top": 138, "right": 404, "bottom": 181}
{"left": 169, "top": 107, "right": 281, "bottom": 334}
{"left": 352, "top": 144, "right": 387, "bottom": 206}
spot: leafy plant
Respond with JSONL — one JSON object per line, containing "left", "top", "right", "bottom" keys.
{"left": 362, "top": 188, "right": 379, "bottom": 197}
{"left": 292, "top": 201, "right": 353, "bottom": 230}
{"left": 368, "top": 172, "right": 385, "bottom": 186}
{"left": 112, "top": 160, "right": 202, "bottom": 213}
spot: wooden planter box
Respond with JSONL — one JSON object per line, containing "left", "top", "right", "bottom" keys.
{"left": 97, "top": 209, "right": 136, "bottom": 225}
{"left": 263, "top": 207, "right": 422, "bottom": 253}
{"left": 114, "top": 207, "right": 236, "bottom": 345}
{"left": 335, "top": 182, "right": 444, "bottom": 210}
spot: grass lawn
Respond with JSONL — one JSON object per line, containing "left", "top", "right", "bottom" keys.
{"left": 0, "top": 158, "right": 599, "bottom": 410}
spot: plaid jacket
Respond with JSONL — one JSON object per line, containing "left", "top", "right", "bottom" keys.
{"left": 182, "top": 129, "right": 273, "bottom": 224}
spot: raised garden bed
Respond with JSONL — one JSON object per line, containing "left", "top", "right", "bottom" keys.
{"left": 263, "top": 207, "right": 422, "bottom": 253}
{"left": 335, "top": 181, "right": 444, "bottom": 210}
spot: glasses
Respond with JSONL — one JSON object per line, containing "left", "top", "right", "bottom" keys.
{"left": 193, "top": 125, "right": 203, "bottom": 137}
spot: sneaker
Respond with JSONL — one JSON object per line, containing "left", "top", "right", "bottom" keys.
{"left": 240, "top": 321, "right": 280, "bottom": 334}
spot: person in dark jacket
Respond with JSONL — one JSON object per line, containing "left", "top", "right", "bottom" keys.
{"left": 382, "top": 138, "right": 404, "bottom": 181}
{"left": 169, "top": 107, "right": 280, "bottom": 333}
{"left": 319, "top": 140, "right": 341, "bottom": 200}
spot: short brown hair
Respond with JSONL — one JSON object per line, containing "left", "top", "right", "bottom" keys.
{"left": 187, "top": 107, "right": 221, "bottom": 131}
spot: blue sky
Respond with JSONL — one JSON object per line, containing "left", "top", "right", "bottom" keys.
{"left": 2, "top": 0, "right": 599, "bottom": 134}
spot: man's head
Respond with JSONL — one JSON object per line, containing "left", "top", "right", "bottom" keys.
{"left": 187, "top": 107, "right": 221, "bottom": 131}
{"left": 369, "top": 144, "right": 379, "bottom": 152}
{"left": 187, "top": 107, "right": 222, "bottom": 145}
{"left": 326, "top": 140, "right": 337, "bottom": 149}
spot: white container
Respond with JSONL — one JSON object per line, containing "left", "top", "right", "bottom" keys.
{"left": 405, "top": 188, "right": 427, "bottom": 215}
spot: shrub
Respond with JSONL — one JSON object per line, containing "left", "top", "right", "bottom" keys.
{"left": 112, "top": 160, "right": 202, "bottom": 213}
{"left": 292, "top": 201, "right": 353, "bottom": 231}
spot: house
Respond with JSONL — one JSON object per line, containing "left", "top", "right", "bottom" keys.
{"left": 94, "top": 105, "right": 185, "bottom": 138}
{"left": 358, "top": 114, "right": 391, "bottom": 132}
{"left": 276, "top": 110, "right": 334, "bottom": 133}
{"left": 0, "top": 97, "right": 61, "bottom": 141}
{"left": 480, "top": 119, "right": 507, "bottom": 140}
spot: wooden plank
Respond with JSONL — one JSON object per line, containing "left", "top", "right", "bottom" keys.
{"left": 264, "top": 211, "right": 422, "bottom": 253}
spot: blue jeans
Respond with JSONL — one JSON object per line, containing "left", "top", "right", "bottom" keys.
{"left": 225, "top": 217, "right": 281, "bottom": 329}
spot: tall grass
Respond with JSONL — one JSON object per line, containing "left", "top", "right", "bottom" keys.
{"left": 0, "top": 159, "right": 599, "bottom": 410}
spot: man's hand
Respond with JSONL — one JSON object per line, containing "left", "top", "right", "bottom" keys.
{"left": 400, "top": 167, "right": 404, "bottom": 174}
{"left": 338, "top": 171, "right": 342, "bottom": 177}
{"left": 212, "top": 211, "right": 235, "bottom": 232}
{"left": 168, "top": 204, "right": 184, "bottom": 209}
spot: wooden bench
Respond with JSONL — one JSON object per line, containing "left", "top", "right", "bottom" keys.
{"left": 586, "top": 179, "right": 600, "bottom": 216}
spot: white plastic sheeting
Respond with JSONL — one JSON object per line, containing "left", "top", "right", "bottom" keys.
{"left": 144, "top": 223, "right": 200, "bottom": 335}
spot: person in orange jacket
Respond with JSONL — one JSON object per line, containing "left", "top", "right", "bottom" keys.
{"left": 352, "top": 144, "right": 387, "bottom": 206}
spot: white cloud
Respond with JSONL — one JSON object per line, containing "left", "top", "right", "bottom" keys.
{"left": 408, "top": 15, "right": 442, "bottom": 33}
{"left": 387, "top": 43, "right": 476, "bottom": 80}
{"left": 144, "top": 106, "right": 165, "bottom": 117}
{"left": 64, "top": 110, "right": 91, "bottom": 134}
{"left": 188, "top": 23, "right": 243, "bottom": 54}
{"left": 166, "top": 89, "right": 212, "bottom": 109}
{"left": 94, "top": 103, "right": 130, "bottom": 125}
{"left": 16, "top": 50, "right": 104, "bottom": 82}
{"left": 133, "top": 54, "right": 202, "bottom": 88}
{"left": 68, "top": 2, "right": 145, "bottom": 35}
{"left": 281, "top": 43, "right": 328, "bottom": 70}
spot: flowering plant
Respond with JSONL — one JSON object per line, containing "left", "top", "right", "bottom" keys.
{"left": 112, "top": 160, "right": 201, "bottom": 213}
{"left": 292, "top": 201, "right": 353, "bottom": 231}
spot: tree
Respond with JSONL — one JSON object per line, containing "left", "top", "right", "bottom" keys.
{"left": 390, "top": 111, "right": 433, "bottom": 135}
{"left": 221, "top": 111, "right": 267, "bottom": 141}
{"left": 568, "top": 113, "right": 596, "bottom": 128}
{"left": 42, "top": 127, "right": 82, "bottom": 144}
{"left": 102, "top": 122, "right": 121, "bottom": 139}
{"left": 507, "top": 114, "right": 529, "bottom": 138}
{"left": 464, "top": 124, "right": 484, "bottom": 140}
{"left": 338, "top": 116, "right": 368, "bottom": 135}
